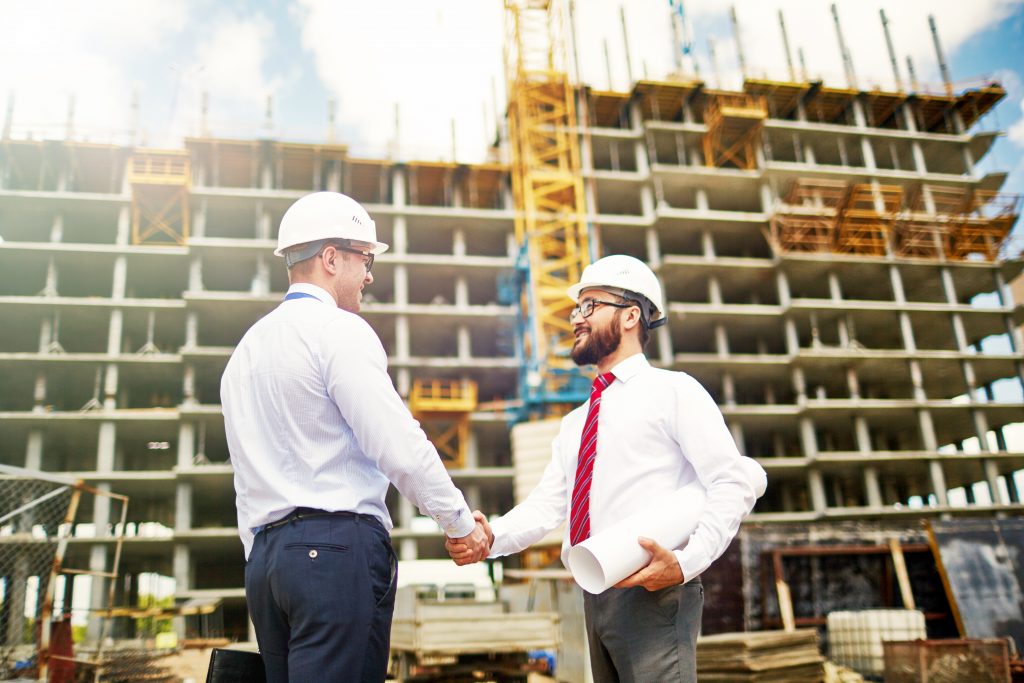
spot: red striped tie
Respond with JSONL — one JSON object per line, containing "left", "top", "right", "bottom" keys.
{"left": 569, "top": 372, "right": 616, "bottom": 546}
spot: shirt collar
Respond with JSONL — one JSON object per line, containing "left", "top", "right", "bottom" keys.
{"left": 286, "top": 283, "right": 336, "bottom": 306}
{"left": 608, "top": 353, "right": 649, "bottom": 383}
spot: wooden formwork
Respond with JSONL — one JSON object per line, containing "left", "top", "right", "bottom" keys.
{"left": 834, "top": 184, "right": 902, "bottom": 256}
{"left": 702, "top": 93, "right": 767, "bottom": 170}
{"left": 949, "top": 191, "right": 1020, "bottom": 261}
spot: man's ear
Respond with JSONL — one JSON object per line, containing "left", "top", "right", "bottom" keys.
{"left": 322, "top": 245, "right": 338, "bottom": 275}
{"left": 623, "top": 305, "right": 642, "bottom": 331}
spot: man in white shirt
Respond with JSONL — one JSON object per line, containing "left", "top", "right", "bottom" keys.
{"left": 448, "top": 254, "right": 764, "bottom": 682}
{"left": 221, "top": 191, "right": 489, "bottom": 683}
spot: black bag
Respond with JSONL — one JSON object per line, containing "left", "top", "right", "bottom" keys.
{"left": 206, "top": 648, "right": 267, "bottom": 683}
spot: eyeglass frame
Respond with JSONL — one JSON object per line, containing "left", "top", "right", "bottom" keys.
{"left": 569, "top": 297, "right": 636, "bottom": 322}
{"left": 317, "top": 240, "right": 374, "bottom": 273}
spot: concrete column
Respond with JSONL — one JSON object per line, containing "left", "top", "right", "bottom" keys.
{"left": 185, "top": 312, "right": 198, "bottom": 349}
{"left": 929, "top": 458, "right": 949, "bottom": 506}
{"left": 708, "top": 276, "right": 723, "bottom": 305}
{"left": 657, "top": 325, "right": 673, "bottom": 367}
{"left": 251, "top": 255, "right": 269, "bottom": 296}
{"left": 776, "top": 271, "right": 791, "bottom": 307}
{"left": 175, "top": 483, "right": 193, "bottom": 532}
{"left": 393, "top": 167, "right": 407, "bottom": 208}
{"left": 899, "top": 314, "right": 917, "bottom": 353}
{"left": 982, "top": 460, "right": 1002, "bottom": 504}
{"left": 188, "top": 256, "right": 203, "bottom": 291}
{"left": 635, "top": 138, "right": 650, "bottom": 175}
{"left": 396, "top": 368, "right": 410, "bottom": 398}
{"left": 950, "top": 314, "right": 969, "bottom": 352}
{"left": 177, "top": 423, "right": 195, "bottom": 469}
{"left": 714, "top": 324, "right": 729, "bottom": 357}
{"left": 395, "top": 315, "right": 410, "bottom": 361}
{"left": 695, "top": 188, "right": 709, "bottom": 212}
{"left": 784, "top": 318, "right": 800, "bottom": 355}
{"left": 393, "top": 264, "right": 408, "bottom": 306}
{"left": 828, "top": 272, "right": 843, "bottom": 301}
{"left": 455, "top": 276, "right": 469, "bottom": 309}
{"left": 453, "top": 228, "right": 466, "bottom": 257}
{"left": 115, "top": 205, "right": 130, "bottom": 246}
{"left": 107, "top": 310, "right": 123, "bottom": 356}
{"left": 808, "top": 469, "right": 827, "bottom": 513}
{"left": 192, "top": 198, "right": 207, "bottom": 239}
{"left": 912, "top": 141, "right": 928, "bottom": 174}
{"left": 916, "top": 406, "right": 938, "bottom": 452}
{"left": 646, "top": 227, "right": 662, "bottom": 267}
{"left": 722, "top": 372, "right": 736, "bottom": 406}
{"left": 111, "top": 256, "right": 127, "bottom": 300}
{"left": 640, "top": 185, "right": 655, "bottom": 222}
{"left": 701, "top": 230, "right": 716, "bottom": 259}
{"left": 172, "top": 544, "right": 191, "bottom": 638}
{"left": 728, "top": 423, "right": 746, "bottom": 456}
{"left": 5, "top": 556, "right": 29, "bottom": 645}
{"left": 25, "top": 430, "right": 44, "bottom": 470}
{"left": 398, "top": 496, "right": 417, "bottom": 560}
{"left": 457, "top": 325, "right": 471, "bottom": 359}
{"left": 759, "top": 183, "right": 774, "bottom": 213}
{"left": 972, "top": 410, "right": 992, "bottom": 450}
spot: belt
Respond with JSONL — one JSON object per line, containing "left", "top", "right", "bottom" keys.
{"left": 253, "top": 508, "right": 376, "bottom": 535}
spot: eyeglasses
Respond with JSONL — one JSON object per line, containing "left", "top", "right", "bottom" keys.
{"left": 336, "top": 246, "right": 375, "bottom": 273}
{"left": 569, "top": 298, "right": 634, "bottom": 321}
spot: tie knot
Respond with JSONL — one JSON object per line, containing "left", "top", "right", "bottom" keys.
{"left": 592, "top": 372, "right": 615, "bottom": 394}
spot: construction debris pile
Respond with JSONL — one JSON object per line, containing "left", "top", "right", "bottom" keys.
{"left": 696, "top": 629, "right": 824, "bottom": 682}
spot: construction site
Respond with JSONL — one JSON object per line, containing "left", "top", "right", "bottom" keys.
{"left": 1, "top": 1, "right": 1023, "bottom": 681}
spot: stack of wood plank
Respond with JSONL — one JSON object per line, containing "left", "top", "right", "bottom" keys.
{"left": 697, "top": 629, "right": 825, "bottom": 682}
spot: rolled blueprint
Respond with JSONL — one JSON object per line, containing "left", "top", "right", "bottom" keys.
{"left": 567, "top": 481, "right": 707, "bottom": 594}
{"left": 566, "top": 458, "right": 767, "bottom": 594}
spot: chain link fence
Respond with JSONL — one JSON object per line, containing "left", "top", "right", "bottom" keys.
{"left": 0, "top": 464, "right": 129, "bottom": 682}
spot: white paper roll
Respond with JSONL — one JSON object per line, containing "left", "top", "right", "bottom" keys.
{"left": 567, "top": 481, "right": 707, "bottom": 594}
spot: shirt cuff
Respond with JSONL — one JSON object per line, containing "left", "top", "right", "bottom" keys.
{"left": 442, "top": 508, "right": 476, "bottom": 539}
{"left": 673, "top": 548, "right": 704, "bottom": 585}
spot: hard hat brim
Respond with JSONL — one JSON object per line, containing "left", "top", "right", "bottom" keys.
{"left": 274, "top": 239, "right": 389, "bottom": 257}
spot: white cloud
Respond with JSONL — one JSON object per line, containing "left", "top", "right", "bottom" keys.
{"left": 1009, "top": 97, "right": 1024, "bottom": 145}
{"left": 295, "top": 0, "right": 504, "bottom": 161}
{"left": 0, "top": 1, "right": 189, "bottom": 143}
{"left": 173, "top": 13, "right": 284, "bottom": 140}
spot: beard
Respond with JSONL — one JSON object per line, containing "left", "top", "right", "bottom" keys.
{"left": 571, "top": 310, "right": 623, "bottom": 366}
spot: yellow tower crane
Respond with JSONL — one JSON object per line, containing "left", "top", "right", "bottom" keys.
{"left": 504, "top": 0, "right": 593, "bottom": 415}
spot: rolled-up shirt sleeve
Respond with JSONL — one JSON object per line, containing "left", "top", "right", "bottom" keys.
{"left": 321, "top": 316, "right": 475, "bottom": 539}
{"left": 489, "top": 434, "right": 569, "bottom": 557}
{"left": 671, "top": 375, "right": 758, "bottom": 583}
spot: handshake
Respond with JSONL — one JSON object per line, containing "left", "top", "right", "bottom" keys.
{"left": 445, "top": 510, "right": 493, "bottom": 566}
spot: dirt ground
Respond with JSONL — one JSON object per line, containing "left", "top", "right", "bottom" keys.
{"left": 160, "top": 648, "right": 558, "bottom": 682}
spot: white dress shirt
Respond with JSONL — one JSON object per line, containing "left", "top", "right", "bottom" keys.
{"left": 221, "top": 283, "right": 475, "bottom": 559}
{"left": 489, "top": 353, "right": 761, "bottom": 583}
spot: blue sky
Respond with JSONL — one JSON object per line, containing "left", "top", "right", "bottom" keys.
{"left": 2, "top": 1, "right": 1022, "bottom": 184}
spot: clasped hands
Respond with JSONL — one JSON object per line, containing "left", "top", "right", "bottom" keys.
{"left": 446, "top": 511, "right": 493, "bottom": 565}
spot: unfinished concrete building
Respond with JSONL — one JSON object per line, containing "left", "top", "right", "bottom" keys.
{"left": 2, "top": 34, "right": 1023, "bottom": 644}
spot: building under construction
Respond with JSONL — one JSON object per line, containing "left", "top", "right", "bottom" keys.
{"left": 1, "top": 2, "right": 1022, "bottom": 650}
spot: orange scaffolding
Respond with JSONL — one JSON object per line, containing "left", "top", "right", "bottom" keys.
{"left": 950, "top": 191, "right": 1020, "bottom": 260}
{"left": 834, "top": 184, "right": 902, "bottom": 256}
{"left": 127, "top": 149, "right": 190, "bottom": 246}
{"left": 702, "top": 93, "right": 767, "bottom": 170}
{"left": 408, "top": 379, "right": 478, "bottom": 469}
{"left": 772, "top": 179, "right": 1019, "bottom": 262}
{"left": 770, "top": 178, "right": 848, "bottom": 254}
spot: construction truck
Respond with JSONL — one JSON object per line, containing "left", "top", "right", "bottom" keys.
{"left": 388, "top": 560, "right": 560, "bottom": 683}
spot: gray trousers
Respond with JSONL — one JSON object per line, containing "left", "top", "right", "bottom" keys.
{"left": 583, "top": 581, "right": 703, "bottom": 683}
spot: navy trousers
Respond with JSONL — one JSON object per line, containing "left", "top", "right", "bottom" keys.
{"left": 245, "top": 512, "right": 397, "bottom": 683}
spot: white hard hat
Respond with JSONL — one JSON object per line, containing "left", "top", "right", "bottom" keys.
{"left": 567, "top": 254, "right": 666, "bottom": 328}
{"left": 275, "top": 192, "right": 389, "bottom": 264}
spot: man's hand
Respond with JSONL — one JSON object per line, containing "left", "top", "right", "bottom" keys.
{"left": 613, "top": 537, "right": 685, "bottom": 591}
{"left": 445, "top": 510, "right": 492, "bottom": 566}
